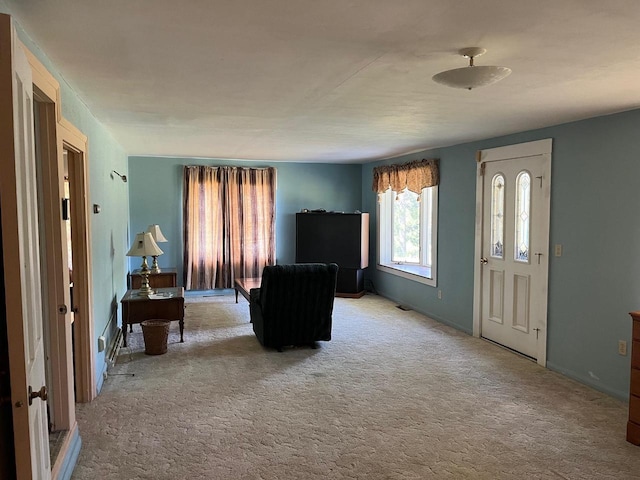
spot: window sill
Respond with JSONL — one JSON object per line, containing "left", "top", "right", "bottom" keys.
{"left": 377, "top": 263, "right": 436, "bottom": 287}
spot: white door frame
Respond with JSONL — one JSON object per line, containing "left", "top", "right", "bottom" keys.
{"left": 472, "top": 138, "right": 552, "bottom": 367}
{"left": 60, "top": 120, "right": 96, "bottom": 403}
{"left": 22, "top": 38, "right": 95, "bottom": 404}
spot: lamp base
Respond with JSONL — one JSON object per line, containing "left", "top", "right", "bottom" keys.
{"left": 150, "top": 255, "right": 161, "bottom": 273}
{"left": 136, "top": 267, "right": 155, "bottom": 296}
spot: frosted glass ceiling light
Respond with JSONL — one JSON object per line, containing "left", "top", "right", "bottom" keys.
{"left": 432, "top": 47, "right": 511, "bottom": 90}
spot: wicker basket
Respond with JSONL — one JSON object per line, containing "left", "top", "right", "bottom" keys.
{"left": 141, "top": 320, "right": 170, "bottom": 355}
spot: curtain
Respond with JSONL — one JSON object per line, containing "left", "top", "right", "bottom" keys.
{"left": 372, "top": 158, "right": 439, "bottom": 197}
{"left": 183, "top": 166, "right": 276, "bottom": 290}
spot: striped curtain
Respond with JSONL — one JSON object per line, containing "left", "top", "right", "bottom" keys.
{"left": 183, "top": 166, "right": 276, "bottom": 290}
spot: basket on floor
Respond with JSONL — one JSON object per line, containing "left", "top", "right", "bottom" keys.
{"left": 141, "top": 320, "right": 171, "bottom": 355}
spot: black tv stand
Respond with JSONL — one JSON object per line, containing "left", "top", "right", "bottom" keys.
{"left": 296, "top": 212, "right": 369, "bottom": 297}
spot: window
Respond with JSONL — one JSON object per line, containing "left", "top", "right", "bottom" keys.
{"left": 490, "top": 173, "right": 505, "bottom": 259}
{"left": 514, "top": 171, "right": 531, "bottom": 262}
{"left": 377, "top": 186, "right": 438, "bottom": 286}
{"left": 183, "top": 166, "right": 276, "bottom": 290}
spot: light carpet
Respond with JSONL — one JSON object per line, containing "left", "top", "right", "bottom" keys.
{"left": 71, "top": 293, "right": 640, "bottom": 479}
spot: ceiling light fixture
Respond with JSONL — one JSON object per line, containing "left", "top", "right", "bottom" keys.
{"left": 432, "top": 47, "right": 511, "bottom": 90}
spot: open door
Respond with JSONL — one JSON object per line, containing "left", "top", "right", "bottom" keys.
{"left": 0, "top": 14, "right": 52, "bottom": 479}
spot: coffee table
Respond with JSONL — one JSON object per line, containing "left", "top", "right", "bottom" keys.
{"left": 234, "top": 277, "right": 261, "bottom": 303}
{"left": 120, "top": 287, "right": 185, "bottom": 347}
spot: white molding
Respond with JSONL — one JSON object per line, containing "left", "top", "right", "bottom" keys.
{"left": 59, "top": 118, "right": 96, "bottom": 402}
{"left": 478, "top": 138, "right": 552, "bottom": 163}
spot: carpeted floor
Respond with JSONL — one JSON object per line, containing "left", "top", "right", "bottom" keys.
{"left": 71, "top": 293, "right": 640, "bottom": 479}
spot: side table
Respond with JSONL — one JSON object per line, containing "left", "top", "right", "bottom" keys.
{"left": 120, "top": 287, "right": 185, "bottom": 347}
{"left": 128, "top": 267, "right": 177, "bottom": 289}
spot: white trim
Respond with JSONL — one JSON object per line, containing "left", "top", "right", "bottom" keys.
{"left": 473, "top": 139, "right": 552, "bottom": 367}
{"left": 377, "top": 263, "right": 436, "bottom": 286}
{"left": 478, "top": 138, "right": 552, "bottom": 163}
{"left": 376, "top": 186, "right": 438, "bottom": 287}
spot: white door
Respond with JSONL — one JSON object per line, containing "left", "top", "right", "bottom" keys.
{"left": 476, "top": 140, "right": 551, "bottom": 363}
{"left": 0, "top": 15, "right": 51, "bottom": 479}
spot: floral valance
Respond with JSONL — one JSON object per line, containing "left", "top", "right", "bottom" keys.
{"left": 372, "top": 158, "right": 439, "bottom": 195}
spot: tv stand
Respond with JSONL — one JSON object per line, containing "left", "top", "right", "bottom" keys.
{"left": 295, "top": 212, "right": 369, "bottom": 297}
{"left": 336, "top": 268, "right": 365, "bottom": 298}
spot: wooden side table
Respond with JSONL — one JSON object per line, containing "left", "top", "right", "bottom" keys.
{"left": 120, "top": 287, "right": 185, "bottom": 348}
{"left": 128, "top": 267, "right": 177, "bottom": 289}
{"left": 234, "top": 277, "right": 261, "bottom": 303}
{"left": 628, "top": 311, "right": 640, "bottom": 445}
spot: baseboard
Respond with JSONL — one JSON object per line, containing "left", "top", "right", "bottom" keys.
{"left": 546, "top": 361, "right": 628, "bottom": 402}
{"left": 376, "top": 289, "right": 473, "bottom": 335}
{"left": 52, "top": 422, "right": 81, "bottom": 480}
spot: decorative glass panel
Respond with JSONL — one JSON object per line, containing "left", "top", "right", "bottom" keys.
{"left": 515, "top": 171, "right": 531, "bottom": 262}
{"left": 490, "top": 174, "right": 505, "bottom": 258}
{"left": 392, "top": 188, "right": 420, "bottom": 263}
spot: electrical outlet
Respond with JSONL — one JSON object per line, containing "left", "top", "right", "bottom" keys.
{"left": 437, "top": 289, "right": 442, "bottom": 300}
{"left": 619, "top": 340, "right": 627, "bottom": 356}
{"left": 554, "top": 244, "right": 562, "bottom": 257}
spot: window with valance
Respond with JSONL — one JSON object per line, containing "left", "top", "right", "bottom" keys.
{"left": 372, "top": 158, "right": 439, "bottom": 199}
{"left": 373, "top": 158, "right": 439, "bottom": 286}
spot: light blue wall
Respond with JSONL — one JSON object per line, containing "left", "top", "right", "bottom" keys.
{"left": 2, "top": 9, "right": 130, "bottom": 389}
{"left": 128, "top": 157, "right": 363, "bottom": 284}
{"left": 362, "top": 108, "right": 640, "bottom": 400}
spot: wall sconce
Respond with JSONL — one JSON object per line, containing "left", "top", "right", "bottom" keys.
{"left": 112, "top": 170, "right": 127, "bottom": 182}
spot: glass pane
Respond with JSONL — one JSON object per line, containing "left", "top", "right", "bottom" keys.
{"left": 423, "top": 187, "right": 433, "bottom": 267}
{"left": 515, "top": 171, "right": 531, "bottom": 262}
{"left": 392, "top": 188, "right": 420, "bottom": 263}
{"left": 491, "top": 174, "right": 505, "bottom": 259}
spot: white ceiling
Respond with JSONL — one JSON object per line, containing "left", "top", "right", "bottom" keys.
{"left": 6, "top": 1, "right": 640, "bottom": 163}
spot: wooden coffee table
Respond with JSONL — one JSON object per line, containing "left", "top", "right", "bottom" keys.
{"left": 234, "top": 277, "right": 261, "bottom": 303}
{"left": 120, "top": 287, "right": 185, "bottom": 347}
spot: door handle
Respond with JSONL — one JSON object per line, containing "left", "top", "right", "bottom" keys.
{"left": 28, "top": 386, "right": 48, "bottom": 406}
{"left": 480, "top": 257, "right": 488, "bottom": 265}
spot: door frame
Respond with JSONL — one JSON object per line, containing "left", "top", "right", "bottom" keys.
{"left": 59, "top": 120, "right": 95, "bottom": 403}
{"left": 472, "top": 138, "right": 552, "bottom": 367}
{"left": 19, "top": 39, "right": 93, "bottom": 475}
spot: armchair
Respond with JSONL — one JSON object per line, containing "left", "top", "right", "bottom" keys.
{"left": 250, "top": 263, "right": 338, "bottom": 351}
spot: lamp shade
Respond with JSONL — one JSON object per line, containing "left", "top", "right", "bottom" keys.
{"left": 432, "top": 47, "right": 511, "bottom": 90}
{"left": 146, "top": 224, "right": 168, "bottom": 243}
{"left": 432, "top": 65, "right": 511, "bottom": 90}
{"left": 126, "top": 232, "right": 163, "bottom": 257}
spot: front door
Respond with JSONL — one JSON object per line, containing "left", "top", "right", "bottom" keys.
{"left": 0, "top": 14, "right": 51, "bottom": 479}
{"left": 475, "top": 139, "right": 552, "bottom": 364}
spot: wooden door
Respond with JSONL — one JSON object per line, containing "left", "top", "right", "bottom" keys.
{"left": 0, "top": 14, "right": 51, "bottom": 479}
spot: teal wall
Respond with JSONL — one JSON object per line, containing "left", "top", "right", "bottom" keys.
{"left": 362, "top": 108, "right": 640, "bottom": 400}
{"left": 128, "top": 157, "right": 363, "bottom": 284}
{"left": 2, "top": 8, "right": 130, "bottom": 390}
{"left": 5, "top": 0, "right": 638, "bottom": 404}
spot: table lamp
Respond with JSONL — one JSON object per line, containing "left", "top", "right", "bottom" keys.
{"left": 126, "top": 232, "right": 163, "bottom": 296}
{"left": 146, "top": 224, "right": 168, "bottom": 272}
